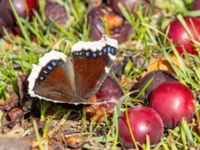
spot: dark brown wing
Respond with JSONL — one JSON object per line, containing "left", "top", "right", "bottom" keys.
{"left": 73, "top": 45, "right": 117, "bottom": 99}
{"left": 32, "top": 59, "right": 77, "bottom": 103}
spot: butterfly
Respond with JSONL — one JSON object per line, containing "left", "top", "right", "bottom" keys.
{"left": 27, "top": 36, "right": 118, "bottom": 104}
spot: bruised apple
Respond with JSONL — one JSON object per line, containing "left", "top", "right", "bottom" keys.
{"left": 87, "top": 5, "right": 132, "bottom": 43}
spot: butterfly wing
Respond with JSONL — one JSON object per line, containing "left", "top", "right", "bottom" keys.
{"left": 28, "top": 51, "right": 77, "bottom": 103}
{"left": 72, "top": 36, "right": 118, "bottom": 99}
{"left": 28, "top": 36, "right": 118, "bottom": 104}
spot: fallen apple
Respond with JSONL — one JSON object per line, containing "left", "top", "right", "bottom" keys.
{"left": 150, "top": 81, "right": 195, "bottom": 129}
{"left": 130, "top": 70, "right": 177, "bottom": 102}
{"left": 118, "top": 106, "right": 164, "bottom": 148}
{"left": 167, "top": 17, "right": 200, "bottom": 55}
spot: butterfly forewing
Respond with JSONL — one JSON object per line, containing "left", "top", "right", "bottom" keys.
{"left": 33, "top": 59, "right": 76, "bottom": 103}
{"left": 73, "top": 49, "right": 112, "bottom": 99}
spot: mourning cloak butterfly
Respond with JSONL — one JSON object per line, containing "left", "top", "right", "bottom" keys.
{"left": 27, "top": 36, "right": 118, "bottom": 104}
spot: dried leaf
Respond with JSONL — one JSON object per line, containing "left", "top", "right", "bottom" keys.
{"left": 0, "top": 91, "right": 19, "bottom": 111}
{"left": 17, "top": 74, "right": 28, "bottom": 104}
{"left": 48, "top": 138, "right": 65, "bottom": 150}
{"left": 84, "top": 104, "right": 113, "bottom": 122}
{"left": 8, "top": 107, "right": 24, "bottom": 127}
{"left": 65, "top": 134, "right": 84, "bottom": 147}
{"left": 142, "top": 56, "right": 180, "bottom": 77}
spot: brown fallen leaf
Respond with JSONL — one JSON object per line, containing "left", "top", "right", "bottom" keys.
{"left": 85, "top": 103, "right": 114, "bottom": 122}
{"left": 142, "top": 56, "right": 180, "bottom": 77}
{"left": 48, "top": 138, "right": 65, "bottom": 150}
{"left": 17, "top": 74, "right": 28, "bottom": 105}
{"left": 84, "top": 104, "right": 113, "bottom": 122}
{"left": 85, "top": 96, "right": 108, "bottom": 122}
{"left": 7, "top": 107, "right": 24, "bottom": 127}
{"left": 0, "top": 91, "right": 19, "bottom": 111}
{"left": 65, "top": 134, "right": 84, "bottom": 147}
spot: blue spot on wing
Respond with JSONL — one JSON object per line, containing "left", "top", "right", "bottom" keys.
{"left": 110, "top": 47, "right": 116, "bottom": 55}
{"left": 85, "top": 51, "right": 90, "bottom": 58}
{"left": 92, "top": 51, "right": 97, "bottom": 58}
{"left": 98, "top": 51, "right": 103, "bottom": 56}
{"left": 78, "top": 51, "right": 83, "bottom": 56}
{"left": 73, "top": 51, "right": 84, "bottom": 57}
{"left": 107, "top": 46, "right": 111, "bottom": 53}
{"left": 74, "top": 45, "right": 117, "bottom": 59}
{"left": 39, "top": 76, "right": 45, "bottom": 81}
{"left": 47, "top": 65, "right": 53, "bottom": 70}
{"left": 103, "top": 47, "right": 107, "bottom": 54}
{"left": 43, "top": 70, "right": 48, "bottom": 74}
{"left": 51, "top": 61, "right": 57, "bottom": 67}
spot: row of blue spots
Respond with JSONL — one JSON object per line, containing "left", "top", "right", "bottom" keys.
{"left": 73, "top": 45, "right": 117, "bottom": 58}
{"left": 38, "top": 59, "right": 62, "bottom": 81}
{"left": 73, "top": 51, "right": 83, "bottom": 57}
{"left": 106, "top": 46, "right": 117, "bottom": 55}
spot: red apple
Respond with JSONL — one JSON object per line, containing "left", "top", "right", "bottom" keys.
{"left": 26, "top": 0, "right": 38, "bottom": 14}
{"left": 110, "top": 0, "right": 138, "bottom": 15}
{"left": 96, "top": 76, "right": 123, "bottom": 111}
{"left": 87, "top": 6, "right": 132, "bottom": 43}
{"left": 12, "top": 0, "right": 29, "bottom": 18}
{"left": 167, "top": 17, "right": 200, "bottom": 55}
{"left": 45, "top": 1, "right": 68, "bottom": 25}
{"left": 0, "top": 0, "right": 38, "bottom": 36}
{"left": 118, "top": 106, "right": 164, "bottom": 148}
{"left": 192, "top": 0, "right": 200, "bottom": 10}
{"left": 130, "top": 70, "right": 177, "bottom": 101}
{"left": 110, "top": 0, "right": 150, "bottom": 16}
{"left": 150, "top": 81, "right": 195, "bottom": 129}
{"left": 85, "top": 76, "right": 123, "bottom": 122}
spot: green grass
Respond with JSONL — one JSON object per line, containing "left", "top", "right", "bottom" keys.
{"left": 0, "top": 0, "right": 200, "bottom": 149}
